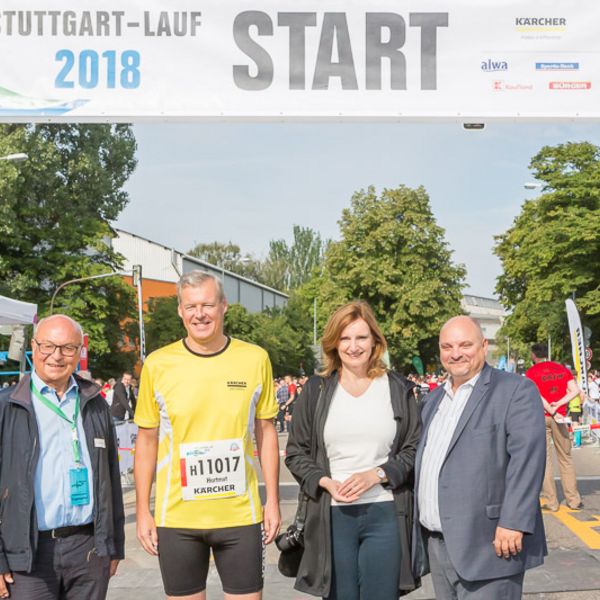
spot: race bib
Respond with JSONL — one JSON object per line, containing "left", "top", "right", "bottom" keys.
{"left": 179, "top": 438, "right": 246, "bottom": 501}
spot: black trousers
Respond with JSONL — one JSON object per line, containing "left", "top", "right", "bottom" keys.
{"left": 9, "top": 532, "right": 110, "bottom": 600}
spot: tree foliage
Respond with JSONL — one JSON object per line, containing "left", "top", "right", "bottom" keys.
{"left": 187, "top": 241, "right": 263, "bottom": 281}
{"left": 315, "top": 185, "right": 465, "bottom": 369}
{"left": 261, "top": 226, "right": 327, "bottom": 291}
{"left": 0, "top": 124, "right": 138, "bottom": 376}
{"left": 494, "top": 142, "right": 600, "bottom": 364}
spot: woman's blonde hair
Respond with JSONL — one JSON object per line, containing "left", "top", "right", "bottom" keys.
{"left": 320, "top": 301, "right": 388, "bottom": 378}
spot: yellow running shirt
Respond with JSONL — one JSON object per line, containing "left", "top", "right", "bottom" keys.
{"left": 134, "top": 337, "right": 277, "bottom": 529}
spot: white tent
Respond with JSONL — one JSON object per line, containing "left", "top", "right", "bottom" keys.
{"left": 0, "top": 295, "right": 37, "bottom": 326}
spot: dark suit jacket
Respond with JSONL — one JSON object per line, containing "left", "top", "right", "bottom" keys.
{"left": 412, "top": 363, "right": 547, "bottom": 582}
{"left": 110, "top": 381, "right": 132, "bottom": 420}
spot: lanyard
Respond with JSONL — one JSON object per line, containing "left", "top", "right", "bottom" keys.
{"left": 31, "top": 383, "right": 82, "bottom": 464}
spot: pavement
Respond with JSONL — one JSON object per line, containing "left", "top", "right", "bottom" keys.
{"left": 108, "top": 434, "right": 600, "bottom": 599}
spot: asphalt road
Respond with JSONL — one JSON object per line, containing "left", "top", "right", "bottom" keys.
{"left": 108, "top": 434, "right": 600, "bottom": 599}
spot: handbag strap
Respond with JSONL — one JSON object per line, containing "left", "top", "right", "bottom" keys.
{"left": 294, "top": 377, "right": 325, "bottom": 532}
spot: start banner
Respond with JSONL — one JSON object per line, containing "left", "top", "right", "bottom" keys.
{"left": 0, "top": 0, "right": 599, "bottom": 121}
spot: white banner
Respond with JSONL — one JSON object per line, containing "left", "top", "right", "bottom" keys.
{"left": 1, "top": 1, "right": 600, "bottom": 121}
{"left": 566, "top": 298, "right": 589, "bottom": 397}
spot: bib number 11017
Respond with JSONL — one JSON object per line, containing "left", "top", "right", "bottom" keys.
{"left": 180, "top": 439, "right": 246, "bottom": 501}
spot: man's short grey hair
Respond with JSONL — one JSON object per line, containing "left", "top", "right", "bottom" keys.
{"left": 176, "top": 270, "right": 225, "bottom": 304}
{"left": 34, "top": 314, "right": 84, "bottom": 343}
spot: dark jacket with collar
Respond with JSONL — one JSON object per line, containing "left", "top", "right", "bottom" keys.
{"left": 285, "top": 371, "right": 424, "bottom": 598}
{"left": 412, "top": 363, "right": 547, "bottom": 582}
{"left": 0, "top": 374, "right": 125, "bottom": 573}
{"left": 110, "top": 381, "right": 133, "bottom": 420}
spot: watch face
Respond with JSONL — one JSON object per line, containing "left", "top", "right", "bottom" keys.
{"left": 376, "top": 468, "right": 385, "bottom": 479}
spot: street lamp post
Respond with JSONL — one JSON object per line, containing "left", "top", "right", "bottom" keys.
{"left": 49, "top": 267, "right": 146, "bottom": 364}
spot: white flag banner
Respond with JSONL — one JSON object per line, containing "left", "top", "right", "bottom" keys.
{"left": 565, "top": 298, "right": 589, "bottom": 397}
{"left": 0, "top": 1, "right": 599, "bottom": 121}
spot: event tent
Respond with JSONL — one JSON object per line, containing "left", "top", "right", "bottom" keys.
{"left": 0, "top": 294, "right": 37, "bottom": 326}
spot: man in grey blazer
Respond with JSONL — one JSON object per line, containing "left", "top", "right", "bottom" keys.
{"left": 413, "top": 316, "right": 547, "bottom": 599}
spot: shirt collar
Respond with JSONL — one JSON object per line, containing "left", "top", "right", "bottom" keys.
{"left": 444, "top": 371, "right": 481, "bottom": 398}
{"left": 31, "top": 370, "right": 78, "bottom": 399}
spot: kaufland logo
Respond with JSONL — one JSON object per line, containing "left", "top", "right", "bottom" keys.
{"left": 536, "top": 62, "right": 579, "bottom": 71}
{"left": 481, "top": 59, "right": 508, "bottom": 72}
{"left": 549, "top": 81, "right": 591, "bottom": 90}
{"left": 493, "top": 80, "right": 533, "bottom": 91}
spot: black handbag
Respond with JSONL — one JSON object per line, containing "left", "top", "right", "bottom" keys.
{"left": 275, "top": 490, "right": 308, "bottom": 577}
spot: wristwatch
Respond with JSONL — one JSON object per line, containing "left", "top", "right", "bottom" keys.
{"left": 375, "top": 467, "right": 387, "bottom": 482}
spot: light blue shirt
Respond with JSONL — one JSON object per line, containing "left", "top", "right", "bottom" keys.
{"left": 31, "top": 371, "right": 94, "bottom": 530}
{"left": 418, "top": 373, "right": 480, "bottom": 532}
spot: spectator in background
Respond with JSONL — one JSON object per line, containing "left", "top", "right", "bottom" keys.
{"left": 94, "top": 378, "right": 106, "bottom": 399}
{"left": 103, "top": 378, "right": 116, "bottom": 406}
{"left": 586, "top": 372, "right": 599, "bottom": 403}
{"left": 110, "top": 372, "right": 134, "bottom": 422}
{"left": 275, "top": 379, "right": 289, "bottom": 433}
{"left": 526, "top": 343, "right": 583, "bottom": 511}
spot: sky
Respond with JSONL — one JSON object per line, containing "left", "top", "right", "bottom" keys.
{"left": 116, "top": 121, "right": 600, "bottom": 298}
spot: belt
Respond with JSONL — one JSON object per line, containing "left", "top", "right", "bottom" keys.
{"left": 39, "top": 523, "right": 94, "bottom": 539}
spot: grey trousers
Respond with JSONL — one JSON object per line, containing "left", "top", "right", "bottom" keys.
{"left": 426, "top": 531, "right": 525, "bottom": 600}
{"left": 9, "top": 532, "right": 110, "bottom": 600}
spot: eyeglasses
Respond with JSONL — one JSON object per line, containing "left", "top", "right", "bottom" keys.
{"left": 34, "top": 339, "right": 81, "bottom": 357}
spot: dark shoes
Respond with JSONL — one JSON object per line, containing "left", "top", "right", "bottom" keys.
{"left": 568, "top": 502, "right": 584, "bottom": 510}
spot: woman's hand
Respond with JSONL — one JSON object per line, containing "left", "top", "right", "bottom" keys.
{"left": 319, "top": 476, "right": 355, "bottom": 503}
{"left": 338, "top": 470, "right": 381, "bottom": 502}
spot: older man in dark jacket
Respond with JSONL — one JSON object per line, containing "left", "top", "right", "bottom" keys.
{"left": 0, "top": 315, "right": 124, "bottom": 600}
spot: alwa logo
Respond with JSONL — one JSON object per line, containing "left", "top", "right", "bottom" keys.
{"left": 481, "top": 59, "right": 508, "bottom": 72}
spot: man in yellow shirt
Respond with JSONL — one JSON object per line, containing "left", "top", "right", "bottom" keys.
{"left": 134, "top": 270, "right": 280, "bottom": 599}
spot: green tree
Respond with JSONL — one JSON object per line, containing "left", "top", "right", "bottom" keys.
{"left": 187, "top": 241, "right": 263, "bottom": 281}
{"left": 495, "top": 142, "right": 600, "bottom": 365}
{"left": 316, "top": 185, "right": 466, "bottom": 370}
{"left": 261, "top": 226, "right": 327, "bottom": 291}
{"left": 0, "top": 124, "right": 138, "bottom": 376}
{"left": 144, "top": 296, "right": 186, "bottom": 354}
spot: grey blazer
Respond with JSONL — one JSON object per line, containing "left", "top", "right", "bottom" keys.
{"left": 412, "top": 363, "right": 547, "bottom": 582}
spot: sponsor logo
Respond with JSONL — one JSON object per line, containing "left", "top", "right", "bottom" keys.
{"left": 493, "top": 80, "right": 534, "bottom": 91}
{"left": 481, "top": 59, "right": 508, "bottom": 72}
{"left": 536, "top": 62, "right": 579, "bottom": 71}
{"left": 227, "top": 380, "right": 247, "bottom": 389}
{"left": 516, "top": 16, "right": 566, "bottom": 40}
{"left": 515, "top": 17, "right": 566, "bottom": 28}
{"left": 549, "top": 81, "right": 591, "bottom": 90}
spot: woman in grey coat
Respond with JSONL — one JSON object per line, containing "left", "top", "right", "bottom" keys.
{"left": 285, "top": 301, "right": 424, "bottom": 599}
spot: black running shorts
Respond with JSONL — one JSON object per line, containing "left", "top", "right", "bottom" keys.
{"left": 157, "top": 523, "right": 264, "bottom": 596}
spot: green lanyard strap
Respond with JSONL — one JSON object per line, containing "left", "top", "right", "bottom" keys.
{"left": 31, "top": 383, "right": 82, "bottom": 464}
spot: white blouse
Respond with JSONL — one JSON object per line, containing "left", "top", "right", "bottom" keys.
{"left": 324, "top": 373, "right": 396, "bottom": 505}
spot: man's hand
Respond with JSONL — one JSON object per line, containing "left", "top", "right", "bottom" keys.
{"left": 338, "top": 470, "right": 381, "bottom": 502}
{"left": 262, "top": 499, "right": 281, "bottom": 545}
{"left": 493, "top": 526, "right": 523, "bottom": 559}
{"left": 136, "top": 510, "right": 159, "bottom": 556}
{"left": 0, "top": 572, "right": 13, "bottom": 599}
{"left": 109, "top": 559, "right": 120, "bottom": 577}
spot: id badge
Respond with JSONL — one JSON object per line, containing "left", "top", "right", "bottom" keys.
{"left": 69, "top": 466, "right": 90, "bottom": 506}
